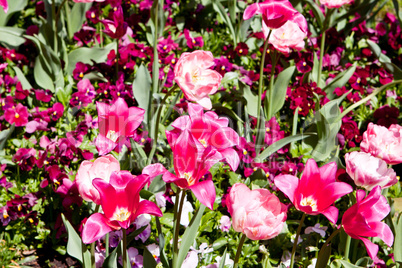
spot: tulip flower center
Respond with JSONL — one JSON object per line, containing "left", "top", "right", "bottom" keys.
{"left": 300, "top": 196, "right": 318, "bottom": 211}
{"left": 184, "top": 172, "right": 196, "bottom": 186}
{"left": 199, "top": 139, "right": 207, "bottom": 147}
{"left": 113, "top": 208, "right": 131, "bottom": 222}
{"left": 107, "top": 130, "right": 120, "bottom": 142}
{"left": 191, "top": 69, "right": 202, "bottom": 83}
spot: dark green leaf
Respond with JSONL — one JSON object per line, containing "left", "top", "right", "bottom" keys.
{"left": 303, "top": 0, "right": 324, "bottom": 29}
{"left": 0, "top": 0, "right": 28, "bottom": 26}
{"left": 143, "top": 246, "right": 158, "bottom": 268}
{"left": 316, "top": 243, "right": 331, "bottom": 268}
{"left": 212, "top": 0, "right": 236, "bottom": 45}
{"left": 323, "top": 64, "right": 356, "bottom": 99}
{"left": 103, "top": 244, "right": 119, "bottom": 268}
{"left": 212, "top": 237, "right": 228, "bottom": 250}
{"left": 67, "top": 2, "right": 92, "bottom": 39}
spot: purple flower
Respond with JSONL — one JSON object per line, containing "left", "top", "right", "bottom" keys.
{"left": 219, "top": 215, "right": 231, "bottom": 232}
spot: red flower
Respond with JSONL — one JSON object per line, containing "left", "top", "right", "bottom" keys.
{"left": 4, "top": 103, "right": 29, "bottom": 127}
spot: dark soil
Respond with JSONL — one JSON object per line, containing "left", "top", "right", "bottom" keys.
{"left": 20, "top": 248, "right": 81, "bottom": 268}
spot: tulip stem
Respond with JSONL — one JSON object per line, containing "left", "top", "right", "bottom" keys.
{"left": 344, "top": 234, "right": 351, "bottom": 261}
{"left": 266, "top": 49, "right": 279, "bottom": 121}
{"left": 105, "top": 233, "right": 109, "bottom": 257}
{"left": 172, "top": 189, "right": 186, "bottom": 268}
{"left": 317, "top": 227, "right": 342, "bottom": 262}
{"left": 290, "top": 213, "right": 306, "bottom": 268}
{"left": 256, "top": 30, "right": 272, "bottom": 155}
{"left": 234, "top": 233, "right": 247, "bottom": 268}
{"left": 122, "top": 228, "right": 127, "bottom": 268}
{"left": 317, "top": 30, "right": 325, "bottom": 88}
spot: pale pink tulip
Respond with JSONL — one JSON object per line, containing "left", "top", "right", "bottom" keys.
{"left": 345, "top": 151, "right": 397, "bottom": 191}
{"left": 0, "top": 0, "right": 7, "bottom": 13}
{"left": 274, "top": 159, "right": 353, "bottom": 224}
{"left": 226, "top": 183, "right": 287, "bottom": 240}
{"left": 320, "top": 0, "right": 353, "bottom": 8}
{"left": 75, "top": 155, "right": 120, "bottom": 204}
{"left": 268, "top": 20, "right": 306, "bottom": 54}
{"left": 360, "top": 123, "right": 402, "bottom": 165}
{"left": 174, "top": 50, "right": 222, "bottom": 110}
{"left": 342, "top": 186, "right": 393, "bottom": 260}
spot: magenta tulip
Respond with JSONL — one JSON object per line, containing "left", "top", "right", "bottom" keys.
{"left": 0, "top": 0, "right": 7, "bottom": 13}
{"left": 342, "top": 186, "right": 393, "bottom": 260}
{"left": 345, "top": 151, "right": 397, "bottom": 191}
{"left": 274, "top": 159, "right": 353, "bottom": 224}
{"left": 169, "top": 103, "right": 240, "bottom": 170}
{"left": 360, "top": 123, "right": 402, "bottom": 165}
{"left": 174, "top": 50, "right": 222, "bottom": 110}
{"left": 95, "top": 98, "right": 145, "bottom": 155}
{"left": 82, "top": 172, "right": 162, "bottom": 244}
{"left": 75, "top": 155, "right": 120, "bottom": 205}
{"left": 163, "top": 129, "right": 222, "bottom": 210}
{"left": 226, "top": 183, "right": 287, "bottom": 240}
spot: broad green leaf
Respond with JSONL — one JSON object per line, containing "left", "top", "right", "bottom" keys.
{"left": 130, "top": 139, "right": 148, "bottom": 170}
{"left": 61, "top": 214, "right": 91, "bottom": 266}
{"left": 67, "top": 2, "right": 92, "bottom": 39}
{"left": 67, "top": 42, "right": 115, "bottom": 74}
{"left": 392, "top": 0, "right": 402, "bottom": 26}
{"left": 339, "top": 260, "right": 365, "bottom": 268}
{"left": 0, "top": 0, "right": 28, "bottom": 26}
{"left": 256, "top": 133, "right": 316, "bottom": 162}
{"left": 255, "top": 107, "right": 265, "bottom": 155}
{"left": 143, "top": 246, "right": 158, "bottom": 268}
{"left": 12, "top": 66, "right": 32, "bottom": 90}
{"left": 0, "top": 27, "right": 26, "bottom": 48}
{"left": 221, "top": 71, "right": 239, "bottom": 84}
{"left": 149, "top": 175, "right": 166, "bottom": 194}
{"left": 33, "top": 56, "right": 55, "bottom": 91}
{"left": 176, "top": 205, "right": 206, "bottom": 268}
{"left": 103, "top": 246, "right": 118, "bottom": 268}
{"left": 270, "top": 66, "right": 295, "bottom": 116}
{"left": 0, "top": 125, "right": 15, "bottom": 151}
{"left": 323, "top": 63, "right": 356, "bottom": 99}
{"left": 310, "top": 49, "right": 320, "bottom": 84}
{"left": 394, "top": 214, "right": 402, "bottom": 262}
{"left": 240, "top": 82, "right": 258, "bottom": 118}
{"left": 316, "top": 243, "right": 331, "bottom": 268}
{"left": 133, "top": 64, "right": 152, "bottom": 123}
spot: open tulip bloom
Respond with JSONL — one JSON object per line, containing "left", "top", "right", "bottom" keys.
{"left": 95, "top": 97, "right": 145, "bottom": 156}
{"left": 342, "top": 186, "right": 394, "bottom": 260}
{"left": 82, "top": 172, "right": 162, "bottom": 244}
{"left": 274, "top": 158, "right": 353, "bottom": 224}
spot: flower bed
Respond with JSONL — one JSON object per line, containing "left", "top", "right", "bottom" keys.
{"left": 0, "top": 0, "right": 402, "bottom": 267}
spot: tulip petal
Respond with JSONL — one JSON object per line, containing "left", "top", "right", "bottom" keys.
{"left": 360, "top": 237, "right": 379, "bottom": 260}
{"left": 196, "top": 97, "right": 212, "bottom": 110}
{"left": 92, "top": 178, "right": 118, "bottom": 218}
{"left": 95, "top": 135, "right": 117, "bottom": 156}
{"left": 320, "top": 206, "right": 339, "bottom": 224}
{"left": 132, "top": 200, "right": 163, "bottom": 221}
{"left": 189, "top": 179, "right": 216, "bottom": 210}
{"left": 318, "top": 162, "right": 337, "bottom": 184}
{"left": 82, "top": 213, "right": 115, "bottom": 244}
{"left": 243, "top": 3, "right": 261, "bottom": 20}
{"left": 274, "top": 174, "right": 299, "bottom": 203}
{"left": 220, "top": 148, "right": 240, "bottom": 171}
{"left": 211, "top": 127, "right": 240, "bottom": 149}
{"left": 368, "top": 221, "right": 394, "bottom": 247}
{"left": 142, "top": 163, "right": 167, "bottom": 180}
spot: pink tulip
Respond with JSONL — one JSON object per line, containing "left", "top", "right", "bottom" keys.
{"left": 169, "top": 103, "right": 240, "bottom": 170}
{"left": 268, "top": 20, "right": 306, "bottom": 54}
{"left": 95, "top": 98, "right": 145, "bottom": 155}
{"left": 345, "top": 151, "right": 397, "bottom": 191}
{"left": 274, "top": 158, "right": 353, "bottom": 224}
{"left": 320, "top": 0, "right": 353, "bottom": 8}
{"left": 163, "top": 130, "right": 222, "bottom": 210}
{"left": 244, "top": 0, "right": 307, "bottom": 40}
{"left": 75, "top": 155, "right": 120, "bottom": 205}
{"left": 174, "top": 50, "right": 222, "bottom": 110}
{"left": 360, "top": 123, "right": 402, "bottom": 165}
{"left": 82, "top": 172, "right": 162, "bottom": 244}
{"left": 342, "top": 186, "right": 393, "bottom": 260}
{"left": 0, "top": 0, "right": 7, "bottom": 13}
{"left": 226, "top": 183, "right": 287, "bottom": 240}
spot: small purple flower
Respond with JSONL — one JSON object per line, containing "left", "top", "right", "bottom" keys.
{"left": 219, "top": 215, "right": 231, "bottom": 232}
{"left": 127, "top": 247, "right": 144, "bottom": 268}
{"left": 109, "top": 230, "right": 123, "bottom": 248}
{"left": 305, "top": 223, "right": 328, "bottom": 238}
